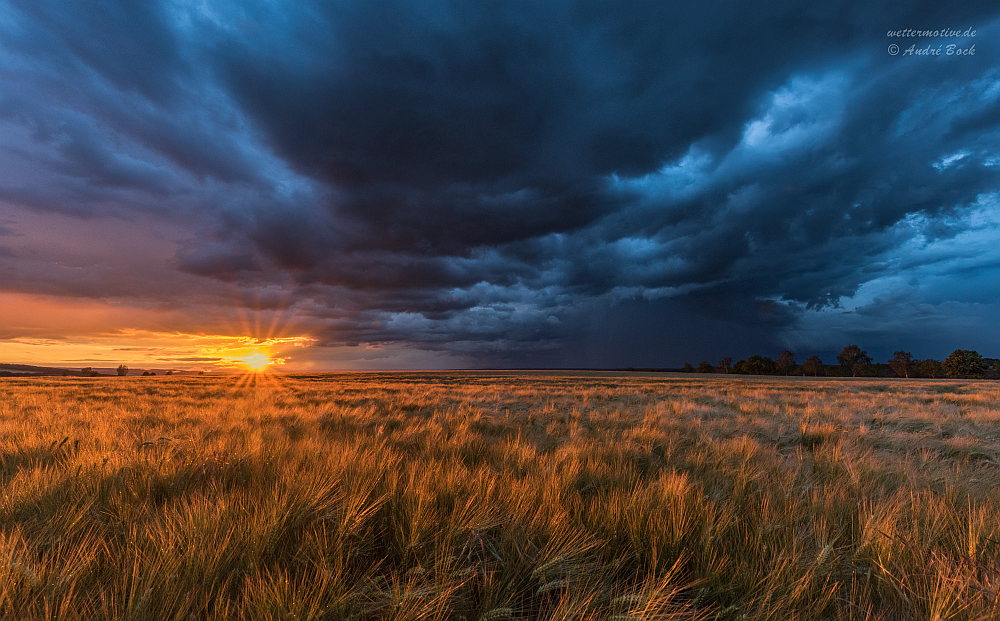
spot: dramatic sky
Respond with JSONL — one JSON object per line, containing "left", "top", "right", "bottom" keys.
{"left": 1, "top": 1, "right": 999, "bottom": 371}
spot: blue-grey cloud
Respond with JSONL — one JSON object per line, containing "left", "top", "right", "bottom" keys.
{"left": 1, "top": 0, "right": 999, "bottom": 366}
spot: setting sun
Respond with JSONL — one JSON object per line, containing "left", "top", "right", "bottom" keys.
{"left": 239, "top": 352, "right": 271, "bottom": 372}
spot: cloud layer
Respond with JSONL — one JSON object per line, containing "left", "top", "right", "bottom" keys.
{"left": 2, "top": 0, "right": 999, "bottom": 367}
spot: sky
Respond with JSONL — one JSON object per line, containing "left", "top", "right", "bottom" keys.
{"left": 1, "top": 1, "right": 999, "bottom": 371}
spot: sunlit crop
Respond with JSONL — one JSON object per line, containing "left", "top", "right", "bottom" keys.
{"left": 0, "top": 373, "right": 998, "bottom": 620}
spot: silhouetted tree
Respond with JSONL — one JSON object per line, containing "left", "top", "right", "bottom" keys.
{"left": 682, "top": 363, "right": 695, "bottom": 373}
{"left": 888, "top": 351, "right": 913, "bottom": 378}
{"left": 943, "top": 350, "right": 985, "bottom": 379}
{"left": 717, "top": 357, "right": 732, "bottom": 374}
{"left": 116, "top": 364, "right": 129, "bottom": 377}
{"left": 732, "top": 359, "right": 748, "bottom": 374}
{"left": 837, "top": 345, "right": 871, "bottom": 377}
{"left": 81, "top": 367, "right": 92, "bottom": 376}
{"left": 745, "top": 355, "right": 776, "bottom": 375}
{"left": 696, "top": 361, "right": 714, "bottom": 373}
{"left": 776, "top": 350, "right": 797, "bottom": 376}
{"left": 852, "top": 362, "right": 872, "bottom": 377}
{"left": 141, "top": 371, "right": 150, "bottom": 376}
{"left": 916, "top": 358, "right": 943, "bottom": 378}
{"left": 803, "top": 355, "right": 823, "bottom": 377}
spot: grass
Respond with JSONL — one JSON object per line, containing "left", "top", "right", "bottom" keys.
{"left": 0, "top": 371, "right": 998, "bottom": 620}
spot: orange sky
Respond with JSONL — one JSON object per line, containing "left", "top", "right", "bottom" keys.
{"left": 0, "top": 207, "right": 318, "bottom": 372}
{"left": 0, "top": 290, "right": 469, "bottom": 372}
{"left": 0, "top": 205, "right": 475, "bottom": 372}
{"left": 0, "top": 293, "right": 313, "bottom": 370}
{"left": 0, "top": 292, "right": 315, "bottom": 371}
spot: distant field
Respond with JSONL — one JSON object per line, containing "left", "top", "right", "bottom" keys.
{"left": 0, "top": 373, "right": 998, "bottom": 620}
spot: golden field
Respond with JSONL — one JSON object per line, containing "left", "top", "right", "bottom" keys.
{"left": 0, "top": 372, "right": 998, "bottom": 620}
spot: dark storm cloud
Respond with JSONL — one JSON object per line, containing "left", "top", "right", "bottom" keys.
{"left": 6, "top": 1, "right": 186, "bottom": 103}
{"left": 0, "top": 0, "right": 278, "bottom": 224}
{"left": 206, "top": 1, "right": 998, "bottom": 281}
{"left": 213, "top": 0, "right": 860, "bottom": 250}
{"left": 2, "top": 0, "right": 1000, "bottom": 365}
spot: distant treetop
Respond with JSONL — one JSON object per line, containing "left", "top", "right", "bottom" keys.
{"left": 943, "top": 350, "right": 985, "bottom": 379}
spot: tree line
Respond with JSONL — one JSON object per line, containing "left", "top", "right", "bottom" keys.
{"left": 680, "top": 347, "right": 998, "bottom": 379}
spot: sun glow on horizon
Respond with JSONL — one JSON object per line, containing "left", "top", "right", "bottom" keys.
{"left": 237, "top": 352, "right": 272, "bottom": 372}
{"left": 0, "top": 321, "right": 313, "bottom": 372}
{"left": 0, "top": 289, "right": 323, "bottom": 371}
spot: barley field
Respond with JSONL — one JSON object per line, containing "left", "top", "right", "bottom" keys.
{"left": 0, "top": 372, "right": 998, "bottom": 620}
